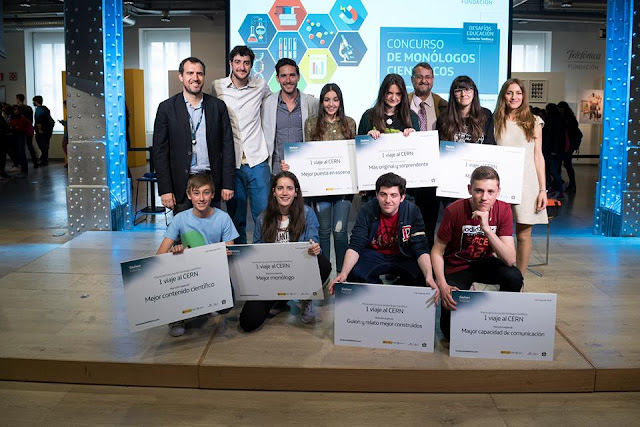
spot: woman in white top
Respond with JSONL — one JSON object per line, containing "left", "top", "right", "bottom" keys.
{"left": 494, "top": 78, "right": 548, "bottom": 276}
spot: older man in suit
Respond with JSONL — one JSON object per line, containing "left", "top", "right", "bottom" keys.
{"left": 153, "top": 57, "right": 235, "bottom": 213}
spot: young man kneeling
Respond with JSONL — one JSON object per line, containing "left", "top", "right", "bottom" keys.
{"left": 329, "top": 172, "right": 439, "bottom": 302}
{"left": 156, "top": 174, "right": 238, "bottom": 337}
{"left": 431, "top": 166, "right": 523, "bottom": 340}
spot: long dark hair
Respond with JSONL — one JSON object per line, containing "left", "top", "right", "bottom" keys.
{"left": 372, "top": 73, "right": 412, "bottom": 133}
{"left": 311, "top": 83, "right": 354, "bottom": 141}
{"left": 557, "top": 101, "right": 578, "bottom": 125}
{"left": 440, "top": 76, "right": 485, "bottom": 142}
{"left": 261, "top": 171, "right": 306, "bottom": 243}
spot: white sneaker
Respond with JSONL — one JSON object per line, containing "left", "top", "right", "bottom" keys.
{"left": 168, "top": 320, "right": 185, "bottom": 337}
{"left": 300, "top": 300, "right": 317, "bottom": 324}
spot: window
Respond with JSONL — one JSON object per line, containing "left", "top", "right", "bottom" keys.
{"left": 27, "top": 30, "right": 65, "bottom": 132}
{"left": 139, "top": 29, "right": 191, "bottom": 133}
{"left": 511, "top": 31, "right": 552, "bottom": 72}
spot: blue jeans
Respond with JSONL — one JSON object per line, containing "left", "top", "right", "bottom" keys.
{"left": 226, "top": 161, "right": 270, "bottom": 244}
{"left": 312, "top": 196, "right": 352, "bottom": 272}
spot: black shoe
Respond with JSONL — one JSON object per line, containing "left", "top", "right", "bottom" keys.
{"left": 33, "top": 163, "right": 39, "bottom": 169}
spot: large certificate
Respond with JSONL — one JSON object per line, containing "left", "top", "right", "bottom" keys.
{"left": 355, "top": 131, "right": 439, "bottom": 191}
{"left": 228, "top": 242, "right": 323, "bottom": 301}
{"left": 450, "top": 291, "right": 557, "bottom": 361}
{"left": 436, "top": 141, "right": 525, "bottom": 203}
{"left": 120, "top": 243, "right": 233, "bottom": 333}
{"left": 284, "top": 140, "right": 358, "bottom": 197}
{"left": 334, "top": 283, "right": 437, "bottom": 352}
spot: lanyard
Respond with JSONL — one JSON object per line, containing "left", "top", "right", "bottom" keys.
{"left": 188, "top": 107, "right": 204, "bottom": 145}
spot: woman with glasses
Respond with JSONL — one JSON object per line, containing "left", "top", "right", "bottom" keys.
{"left": 436, "top": 76, "right": 495, "bottom": 145}
{"left": 358, "top": 73, "right": 418, "bottom": 138}
{"left": 494, "top": 78, "right": 547, "bottom": 277}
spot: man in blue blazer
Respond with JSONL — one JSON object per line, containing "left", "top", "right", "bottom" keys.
{"left": 153, "top": 57, "right": 235, "bottom": 212}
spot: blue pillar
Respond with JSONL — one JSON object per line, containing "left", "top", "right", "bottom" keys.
{"left": 65, "top": 0, "right": 130, "bottom": 234}
{"left": 594, "top": 0, "right": 639, "bottom": 236}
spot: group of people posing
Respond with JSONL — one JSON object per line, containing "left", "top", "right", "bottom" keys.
{"left": 152, "top": 45, "right": 550, "bottom": 337}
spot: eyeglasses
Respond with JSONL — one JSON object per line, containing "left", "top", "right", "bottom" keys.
{"left": 412, "top": 74, "right": 433, "bottom": 81}
{"left": 453, "top": 88, "right": 474, "bottom": 96}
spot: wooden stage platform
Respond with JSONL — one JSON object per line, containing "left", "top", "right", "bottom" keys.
{"left": 0, "top": 231, "right": 638, "bottom": 393}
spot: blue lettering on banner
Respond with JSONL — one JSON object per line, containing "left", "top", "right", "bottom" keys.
{"left": 379, "top": 27, "right": 500, "bottom": 93}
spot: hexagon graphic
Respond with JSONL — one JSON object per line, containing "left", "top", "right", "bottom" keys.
{"left": 299, "top": 49, "right": 337, "bottom": 85}
{"left": 268, "top": 32, "right": 306, "bottom": 64}
{"left": 329, "top": 32, "right": 367, "bottom": 67}
{"left": 269, "top": 0, "right": 307, "bottom": 31}
{"left": 250, "top": 49, "right": 276, "bottom": 82}
{"left": 299, "top": 14, "right": 337, "bottom": 49}
{"left": 269, "top": 72, "right": 307, "bottom": 93}
{"left": 329, "top": 0, "right": 368, "bottom": 31}
{"left": 238, "top": 14, "right": 276, "bottom": 49}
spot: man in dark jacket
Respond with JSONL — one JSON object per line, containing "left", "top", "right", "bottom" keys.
{"left": 329, "top": 172, "right": 439, "bottom": 301}
{"left": 153, "top": 57, "right": 235, "bottom": 213}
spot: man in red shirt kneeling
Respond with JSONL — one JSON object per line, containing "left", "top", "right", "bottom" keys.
{"left": 431, "top": 166, "right": 523, "bottom": 339}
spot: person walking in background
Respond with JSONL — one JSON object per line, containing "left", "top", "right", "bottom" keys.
{"left": 32, "top": 95, "right": 54, "bottom": 166}
{"left": 15, "top": 94, "right": 38, "bottom": 169}
{"left": 557, "top": 101, "right": 581, "bottom": 194}
{"left": 543, "top": 103, "right": 567, "bottom": 198}
{"left": 494, "top": 79, "right": 548, "bottom": 277}
{"left": 9, "top": 105, "right": 34, "bottom": 178}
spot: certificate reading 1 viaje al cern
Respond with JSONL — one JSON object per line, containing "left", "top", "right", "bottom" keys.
{"left": 120, "top": 242, "right": 234, "bottom": 333}
{"left": 450, "top": 291, "right": 557, "bottom": 361}
{"left": 436, "top": 141, "right": 525, "bottom": 203}
{"left": 228, "top": 242, "right": 323, "bottom": 301}
{"left": 334, "top": 283, "right": 437, "bottom": 352}
{"left": 355, "top": 131, "right": 439, "bottom": 191}
{"left": 284, "top": 140, "right": 358, "bottom": 197}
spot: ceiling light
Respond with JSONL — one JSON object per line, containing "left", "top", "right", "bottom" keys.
{"left": 161, "top": 10, "right": 171, "bottom": 22}
{"left": 19, "top": 0, "right": 32, "bottom": 7}
{"left": 561, "top": 1, "right": 573, "bottom": 8}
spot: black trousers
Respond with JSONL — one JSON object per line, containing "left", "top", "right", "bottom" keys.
{"left": 239, "top": 254, "right": 331, "bottom": 332}
{"left": 440, "top": 257, "right": 523, "bottom": 339}
{"left": 35, "top": 132, "right": 51, "bottom": 163}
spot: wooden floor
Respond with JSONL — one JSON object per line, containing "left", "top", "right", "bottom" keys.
{"left": 1, "top": 163, "right": 639, "bottom": 423}
{"left": 0, "top": 230, "right": 638, "bottom": 393}
{"left": 2, "top": 381, "right": 639, "bottom": 426}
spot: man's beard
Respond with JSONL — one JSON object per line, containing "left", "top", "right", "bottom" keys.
{"left": 184, "top": 84, "right": 203, "bottom": 96}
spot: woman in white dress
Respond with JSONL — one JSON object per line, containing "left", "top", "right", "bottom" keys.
{"left": 494, "top": 78, "right": 548, "bottom": 276}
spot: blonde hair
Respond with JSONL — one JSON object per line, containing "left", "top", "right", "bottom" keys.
{"left": 493, "top": 78, "right": 536, "bottom": 142}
